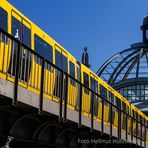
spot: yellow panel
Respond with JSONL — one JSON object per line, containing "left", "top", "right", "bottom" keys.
{"left": 12, "top": 10, "right": 21, "bottom": 21}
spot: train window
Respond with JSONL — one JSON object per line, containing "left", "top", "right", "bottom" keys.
{"left": 90, "top": 77, "right": 98, "bottom": 93}
{"left": 109, "top": 91, "right": 114, "bottom": 104}
{"left": 127, "top": 106, "right": 129, "bottom": 114}
{"left": 115, "top": 97, "right": 121, "bottom": 113}
{"left": 83, "top": 72, "right": 89, "bottom": 94}
{"left": 12, "top": 17, "right": 31, "bottom": 47}
{"left": 55, "top": 50, "right": 61, "bottom": 69}
{"left": 136, "top": 112, "right": 138, "bottom": 120}
{"left": 55, "top": 50, "right": 67, "bottom": 72}
{"left": 34, "top": 34, "right": 53, "bottom": 65}
{"left": 122, "top": 102, "right": 126, "bottom": 112}
{"left": 140, "top": 116, "right": 142, "bottom": 123}
{"left": 23, "top": 24, "right": 31, "bottom": 47}
{"left": 116, "top": 97, "right": 121, "bottom": 108}
{"left": 0, "top": 7, "right": 8, "bottom": 32}
{"left": 12, "top": 17, "right": 21, "bottom": 39}
{"left": 132, "top": 110, "right": 135, "bottom": 118}
{"left": 62, "top": 54, "right": 68, "bottom": 72}
{"left": 100, "top": 84, "right": 107, "bottom": 104}
{"left": 70, "top": 61, "right": 75, "bottom": 86}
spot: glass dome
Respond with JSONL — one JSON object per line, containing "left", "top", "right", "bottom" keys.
{"left": 97, "top": 15, "right": 148, "bottom": 113}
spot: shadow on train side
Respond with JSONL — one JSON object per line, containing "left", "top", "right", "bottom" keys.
{"left": 0, "top": 95, "right": 142, "bottom": 148}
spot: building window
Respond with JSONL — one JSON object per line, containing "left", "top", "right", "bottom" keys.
{"left": 117, "top": 84, "right": 148, "bottom": 102}
{"left": 34, "top": 34, "right": 53, "bottom": 64}
{"left": 0, "top": 7, "right": 8, "bottom": 32}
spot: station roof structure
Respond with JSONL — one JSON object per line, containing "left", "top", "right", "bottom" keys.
{"left": 97, "top": 15, "right": 148, "bottom": 114}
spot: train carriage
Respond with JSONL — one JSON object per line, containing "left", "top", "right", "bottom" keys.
{"left": 0, "top": 0, "right": 147, "bottom": 146}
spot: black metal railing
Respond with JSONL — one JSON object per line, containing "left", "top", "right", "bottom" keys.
{"left": 0, "top": 28, "right": 147, "bottom": 147}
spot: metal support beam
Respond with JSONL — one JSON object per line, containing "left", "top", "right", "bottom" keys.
{"left": 91, "top": 93, "right": 94, "bottom": 132}
{"left": 110, "top": 103, "right": 113, "bottom": 139}
{"left": 13, "top": 42, "right": 21, "bottom": 106}
{"left": 63, "top": 75, "right": 68, "bottom": 122}
{"left": 78, "top": 84, "right": 82, "bottom": 128}
{"left": 59, "top": 71, "right": 64, "bottom": 122}
{"left": 101, "top": 99, "right": 104, "bottom": 135}
{"left": 39, "top": 58, "right": 45, "bottom": 114}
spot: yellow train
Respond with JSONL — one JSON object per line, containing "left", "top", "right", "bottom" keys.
{"left": 0, "top": 0, "right": 147, "bottom": 144}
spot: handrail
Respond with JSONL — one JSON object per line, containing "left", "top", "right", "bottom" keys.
{"left": 0, "top": 28, "right": 147, "bottom": 146}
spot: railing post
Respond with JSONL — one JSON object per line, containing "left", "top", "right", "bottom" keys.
{"left": 131, "top": 117, "right": 133, "bottom": 143}
{"left": 91, "top": 92, "right": 94, "bottom": 132}
{"left": 126, "top": 114, "right": 128, "bottom": 141}
{"left": 101, "top": 99, "right": 104, "bottom": 135}
{"left": 140, "top": 122, "right": 142, "bottom": 147}
{"left": 39, "top": 58, "right": 45, "bottom": 114}
{"left": 144, "top": 119, "right": 146, "bottom": 148}
{"left": 110, "top": 103, "right": 112, "bottom": 139}
{"left": 136, "top": 120, "right": 138, "bottom": 146}
{"left": 59, "top": 71, "right": 64, "bottom": 122}
{"left": 78, "top": 84, "right": 82, "bottom": 128}
{"left": 13, "top": 42, "right": 21, "bottom": 106}
{"left": 63, "top": 74, "right": 68, "bottom": 122}
{"left": 118, "top": 110, "right": 121, "bottom": 140}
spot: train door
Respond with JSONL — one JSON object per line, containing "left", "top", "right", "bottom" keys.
{"left": 103, "top": 87, "right": 110, "bottom": 123}
{"left": 54, "top": 45, "right": 68, "bottom": 101}
{"left": 98, "top": 84, "right": 107, "bottom": 121}
{"left": 76, "top": 62, "right": 81, "bottom": 110}
{"left": 8, "top": 10, "right": 32, "bottom": 85}
{"left": 81, "top": 66, "right": 90, "bottom": 115}
{"left": 67, "top": 59, "right": 77, "bottom": 108}
{"left": 90, "top": 73, "right": 98, "bottom": 117}
{"left": 114, "top": 96, "right": 121, "bottom": 127}
{"left": 108, "top": 90, "right": 115, "bottom": 125}
{"left": 121, "top": 101, "right": 126, "bottom": 131}
{"left": 0, "top": 7, "right": 9, "bottom": 77}
{"left": 127, "top": 105, "right": 131, "bottom": 134}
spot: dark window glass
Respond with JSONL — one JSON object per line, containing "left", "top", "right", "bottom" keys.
{"left": 70, "top": 61, "right": 75, "bottom": 77}
{"left": 12, "top": 17, "right": 21, "bottom": 39}
{"left": 0, "top": 7, "right": 8, "bottom": 32}
{"left": 109, "top": 91, "right": 114, "bottom": 104}
{"left": 83, "top": 72, "right": 89, "bottom": 94}
{"left": 132, "top": 110, "right": 135, "bottom": 118}
{"left": 55, "top": 50, "right": 67, "bottom": 72}
{"left": 90, "top": 77, "right": 98, "bottom": 93}
{"left": 55, "top": 50, "right": 61, "bottom": 69}
{"left": 90, "top": 77, "right": 95, "bottom": 91}
{"left": 90, "top": 77, "right": 98, "bottom": 116}
{"left": 23, "top": 24, "right": 31, "bottom": 47}
{"left": 116, "top": 97, "right": 121, "bottom": 113}
{"left": 70, "top": 61, "right": 75, "bottom": 86}
{"left": 136, "top": 112, "right": 138, "bottom": 120}
{"left": 116, "top": 97, "right": 121, "bottom": 108}
{"left": 122, "top": 102, "right": 126, "bottom": 112}
{"left": 100, "top": 84, "right": 107, "bottom": 104}
{"left": 34, "top": 34, "right": 53, "bottom": 64}
{"left": 62, "top": 54, "right": 67, "bottom": 72}
{"left": 12, "top": 17, "right": 31, "bottom": 47}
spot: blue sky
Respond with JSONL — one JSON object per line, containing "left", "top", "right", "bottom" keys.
{"left": 8, "top": 0, "right": 148, "bottom": 72}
